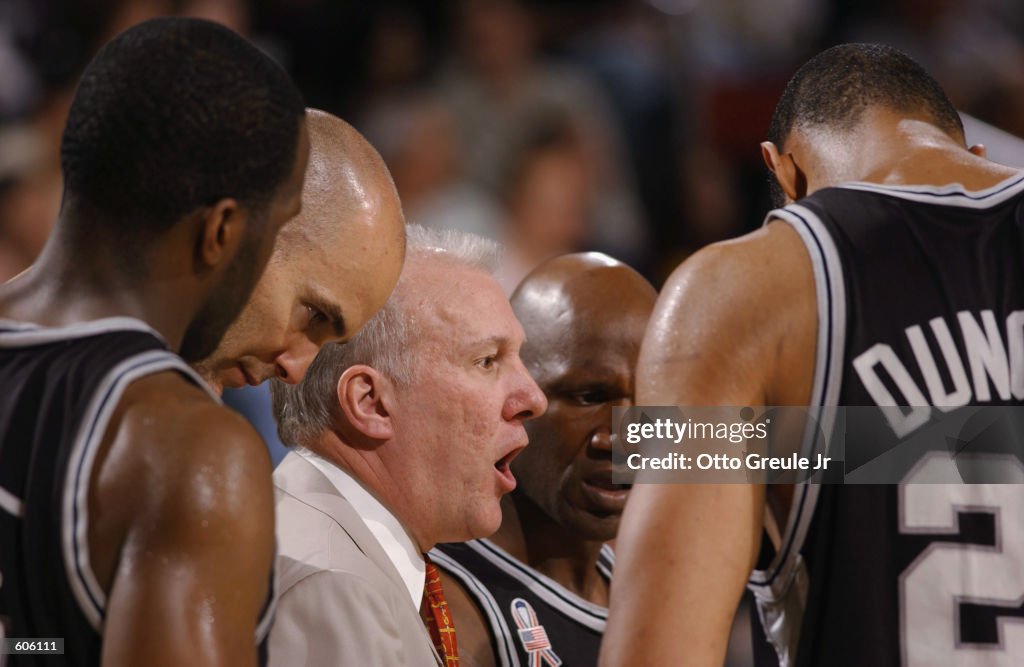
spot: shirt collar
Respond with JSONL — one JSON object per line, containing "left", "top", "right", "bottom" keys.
{"left": 296, "top": 448, "right": 426, "bottom": 609}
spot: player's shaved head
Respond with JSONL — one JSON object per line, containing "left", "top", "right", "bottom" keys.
{"left": 196, "top": 109, "right": 406, "bottom": 391}
{"left": 274, "top": 109, "right": 402, "bottom": 259}
{"left": 512, "top": 252, "right": 656, "bottom": 371}
{"left": 509, "top": 252, "right": 656, "bottom": 540}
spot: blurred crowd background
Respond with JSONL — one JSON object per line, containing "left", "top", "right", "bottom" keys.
{"left": 4, "top": 0, "right": 1024, "bottom": 290}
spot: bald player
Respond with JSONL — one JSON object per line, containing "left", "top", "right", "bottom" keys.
{"left": 602, "top": 44, "right": 1024, "bottom": 666}
{"left": 433, "top": 252, "right": 657, "bottom": 667}
{"left": 194, "top": 109, "right": 406, "bottom": 393}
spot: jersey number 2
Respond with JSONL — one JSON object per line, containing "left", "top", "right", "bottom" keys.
{"left": 900, "top": 457, "right": 1024, "bottom": 666}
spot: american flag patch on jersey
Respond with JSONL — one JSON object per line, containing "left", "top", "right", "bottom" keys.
{"left": 511, "top": 598, "right": 562, "bottom": 666}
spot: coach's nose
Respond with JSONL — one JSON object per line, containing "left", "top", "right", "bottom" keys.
{"left": 504, "top": 360, "right": 548, "bottom": 421}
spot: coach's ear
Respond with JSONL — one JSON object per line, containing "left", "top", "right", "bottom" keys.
{"left": 968, "top": 143, "right": 987, "bottom": 158}
{"left": 761, "top": 142, "right": 805, "bottom": 203}
{"left": 336, "top": 365, "right": 394, "bottom": 445}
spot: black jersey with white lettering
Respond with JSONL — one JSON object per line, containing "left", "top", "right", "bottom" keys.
{"left": 432, "top": 539, "right": 614, "bottom": 667}
{"left": 0, "top": 318, "right": 276, "bottom": 666}
{"left": 749, "top": 174, "right": 1024, "bottom": 667}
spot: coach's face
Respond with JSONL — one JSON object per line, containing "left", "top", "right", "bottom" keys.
{"left": 514, "top": 275, "right": 654, "bottom": 541}
{"left": 385, "top": 260, "right": 547, "bottom": 547}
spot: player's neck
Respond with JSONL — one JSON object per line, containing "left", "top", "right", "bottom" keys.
{"left": 802, "top": 110, "right": 1019, "bottom": 194}
{"left": 0, "top": 225, "right": 195, "bottom": 351}
{"left": 491, "top": 492, "right": 609, "bottom": 604}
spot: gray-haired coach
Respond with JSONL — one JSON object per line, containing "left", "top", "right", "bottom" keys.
{"left": 266, "top": 225, "right": 547, "bottom": 666}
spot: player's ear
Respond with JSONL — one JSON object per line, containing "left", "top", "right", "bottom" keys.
{"left": 761, "top": 142, "right": 805, "bottom": 203}
{"left": 968, "top": 143, "right": 987, "bottom": 158}
{"left": 336, "top": 365, "right": 394, "bottom": 443}
{"left": 196, "top": 197, "right": 245, "bottom": 270}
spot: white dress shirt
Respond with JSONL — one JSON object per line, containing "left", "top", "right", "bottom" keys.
{"left": 296, "top": 448, "right": 426, "bottom": 609}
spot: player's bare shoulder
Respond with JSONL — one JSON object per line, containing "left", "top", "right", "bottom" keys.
{"left": 88, "top": 370, "right": 273, "bottom": 590}
{"left": 641, "top": 221, "right": 815, "bottom": 406}
{"left": 435, "top": 570, "right": 496, "bottom": 667}
{"left": 660, "top": 221, "right": 811, "bottom": 318}
{"left": 115, "top": 371, "right": 270, "bottom": 476}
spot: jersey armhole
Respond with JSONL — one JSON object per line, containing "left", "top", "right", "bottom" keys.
{"left": 60, "top": 351, "right": 220, "bottom": 631}
{"left": 748, "top": 205, "right": 848, "bottom": 665}
{"left": 430, "top": 548, "right": 522, "bottom": 667}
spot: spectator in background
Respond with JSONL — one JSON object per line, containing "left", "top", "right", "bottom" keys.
{"left": 361, "top": 90, "right": 503, "bottom": 240}
{"left": 0, "top": 0, "right": 280, "bottom": 282}
{"left": 0, "top": 125, "right": 58, "bottom": 280}
{"left": 844, "top": 0, "right": 1024, "bottom": 137}
{"left": 438, "top": 0, "right": 648, "bottom": 265}
{"left": 493, "top": 114, "right": 593, "bottom": 293}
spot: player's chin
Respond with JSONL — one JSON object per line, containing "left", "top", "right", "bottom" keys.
{"left": 570, "top": 509, "right": 621, "bottom": 543}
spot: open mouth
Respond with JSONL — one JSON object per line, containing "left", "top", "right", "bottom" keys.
{"left": 493, "top": 447, "right": 522, "bottom": 492}
{"left": 494, "top": 448, "right": 518, "bottom": 474}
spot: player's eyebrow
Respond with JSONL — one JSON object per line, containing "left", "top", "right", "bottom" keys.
{"left": 306, "top": 293, "right": 346, "bottom": 338}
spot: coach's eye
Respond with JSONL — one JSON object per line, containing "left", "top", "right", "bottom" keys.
{"left": 476, "top": 355, "right": 498, "bottom": 370}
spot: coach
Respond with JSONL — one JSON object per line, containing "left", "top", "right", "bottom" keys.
{"left": 266, "top": 225, "right": 547, "bottom": 666}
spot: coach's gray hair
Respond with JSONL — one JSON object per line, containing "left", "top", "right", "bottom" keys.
{"left": 270, "top": 223, "right": 501, "bottom": 447}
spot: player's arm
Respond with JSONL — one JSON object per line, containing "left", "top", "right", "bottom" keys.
{"left": 437, "top": 570, "right": 496, "bottom": 667}
{"left": 600, "top": 223, "right": 815, "bottom": 666}
{"left": 99, "top": 382, "right": 275, "bottom": 667}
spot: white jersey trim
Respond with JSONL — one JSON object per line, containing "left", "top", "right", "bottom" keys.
{"left": 835, "top": 170, "right": 1024, "bottom": 208}
{"left": 751, "top": 205, "right": 846, "bottom": 593}
{"left": 468, "top": 539, "right": 608, "bottom": 632}
{"left": 595, "top": 544, "right": 615, "bottom": 581}
{"left": 430, "top": 548, "right": 521, "bottom": 667}
{"left": 61, "top": 349, "right": 221, "bottom": 631}
{"left": 0, "top": 316, "right": 165, "bottom": 347}
{"left": 749, "top": 205, "right": 847, "bottom": 667}
{"left": 0, "top": 485, "right": 23, "bottom": 518}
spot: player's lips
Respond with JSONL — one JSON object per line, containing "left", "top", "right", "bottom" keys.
{"left": 223, "top": 363, "right": 265, "bottom": 388}
{"left": 494, "top": 443, "right": 525, "bottom": 493}
{"left": 581, "top": 470, "right": 631, "bottom": 513}
{"left": 241, "top": 365, "right": 264, "bottom": 387}
{"left": 220, "top": 364, "right": 248, "bottom": 389}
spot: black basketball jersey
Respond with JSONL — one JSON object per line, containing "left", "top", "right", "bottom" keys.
{"left": 749, "top": 174, "right": 1024, "bottom": 667}
{"left": 431, "top": 539, "right": 614, "bottom": 667}
{"left": 0, "top": 317, "right": 276, "bottom": 666}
